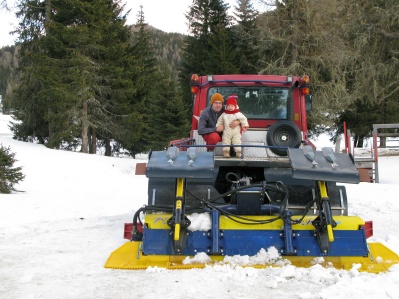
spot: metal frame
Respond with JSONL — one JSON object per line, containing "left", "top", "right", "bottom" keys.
{"left": 372, "top": 123, "right": 399, "bottom": 183}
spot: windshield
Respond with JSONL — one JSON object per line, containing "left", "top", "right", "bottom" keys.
{"left": 208, "top": 86, "right": 288, "bottom": 120}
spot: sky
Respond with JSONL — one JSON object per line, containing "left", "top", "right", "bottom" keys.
{"left": 0, "top": 0, "right": 268, "bottom": 48}
{"left": 0, "top": 112, "right": 399, "bottom": 298}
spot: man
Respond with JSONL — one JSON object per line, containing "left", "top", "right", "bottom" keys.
{"left": 198, "top": 93, "right": 239, "bottom": 151}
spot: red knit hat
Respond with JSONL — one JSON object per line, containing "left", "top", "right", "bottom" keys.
{"left": 225, "top": 95, "right": 238, "bottom": 108}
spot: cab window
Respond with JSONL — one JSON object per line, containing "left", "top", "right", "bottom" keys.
{"left": 208, "top": 87, "right": 288, "bottom": 120}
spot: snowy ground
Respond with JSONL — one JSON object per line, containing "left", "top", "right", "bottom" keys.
{"left": 0, "top": 113, "right": 398, "bottom": 299}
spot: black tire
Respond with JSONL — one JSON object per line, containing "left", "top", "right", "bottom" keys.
{"left": 266, "top": 121, "right": 302, "bottom": 156}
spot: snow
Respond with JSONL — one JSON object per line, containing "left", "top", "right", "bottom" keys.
{"left": 0, "top": 113, "right": 399, "bottom": 299}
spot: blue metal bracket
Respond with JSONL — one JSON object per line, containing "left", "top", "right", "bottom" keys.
{"left": 210, "top": 209, "right": 221, "bottom": 254}
{"left": 282, "top": 210, "right": 296, "bottom": 255}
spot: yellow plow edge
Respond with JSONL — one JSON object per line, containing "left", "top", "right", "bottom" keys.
{"left": 104, "top": 241, "right": 399, "bottom": 273}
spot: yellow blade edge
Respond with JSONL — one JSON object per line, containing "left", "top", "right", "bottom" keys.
{"left": 104, "top": 242, "right": 399, "bottom": 273}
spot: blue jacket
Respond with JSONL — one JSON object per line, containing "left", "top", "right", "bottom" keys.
{"left": 198, "top": 106, "right": 224, "bottom": 135}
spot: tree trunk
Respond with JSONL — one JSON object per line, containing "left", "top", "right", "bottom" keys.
{"left": 105, "top": 138, "right": 112, "bottom": 156}
{"left": 45, "top": 0, "right": 53, "bottom": 145}
{"left": 354, "top": 135, "right": 364, "bottom": 148}
{"left": 357, "top": 136, "right": 364, "bottom": 148}
{"left": 47, "top": 107, "right": 54, "bottom": 146}
{"left": 81, "top": 99, "right": 89, "bottom": 153}
{"left": 380, "top": 136, "right": 386, "bottom": 148}
{"left": 88, "top": 127, "right": 96, "bottom": 154}
{"left": 290, "top": 0, "right": 299, "bottom": 66}
{"left": 44, "top": 0, "right": 51, "bottom": 29}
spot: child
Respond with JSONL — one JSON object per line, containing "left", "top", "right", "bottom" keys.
{"left": 216, "top": 95, "right": 249, "bottom": 158}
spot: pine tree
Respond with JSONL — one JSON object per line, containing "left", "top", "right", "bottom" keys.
{"left": 208, "top": 24, "right": 238, "bottom": 74}
{"left": 256, "top": 0, "right": 356, "bottom": 133}
{"left": 52, "top": 0, "right": 135, "bottom": 153}
{"left": 180, "top": 0, "right": 238, "bottom": 115}
{"left": 117, "top": 5, "right": 159, "bottom": 157}
{"left": 182, "top": 0, "right": 236, "bottom": 74}
{"left": 232, "top": 0, "right": 260, "bottom": 74}
{"left": 333, "top": 0, "right": 399, "bottom": 146}
{"left": 0, "top": 144, "right": 25, "bottom": 194}
{"left": 12, "top": 0, "right": 136, "bottom": 153}
{"left": 11, "top": 0, "right": 53, "bottom": 144}
{"left": 144, "top": 63, "right": 190, "bottom": 150}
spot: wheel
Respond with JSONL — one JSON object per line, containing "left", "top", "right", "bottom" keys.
{"left": 266, "top": 121, "right": 302, "bottom": 156}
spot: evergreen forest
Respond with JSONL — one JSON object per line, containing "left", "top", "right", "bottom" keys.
{"left": 0, "top": 0, "right": 398, "bottom": 156}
